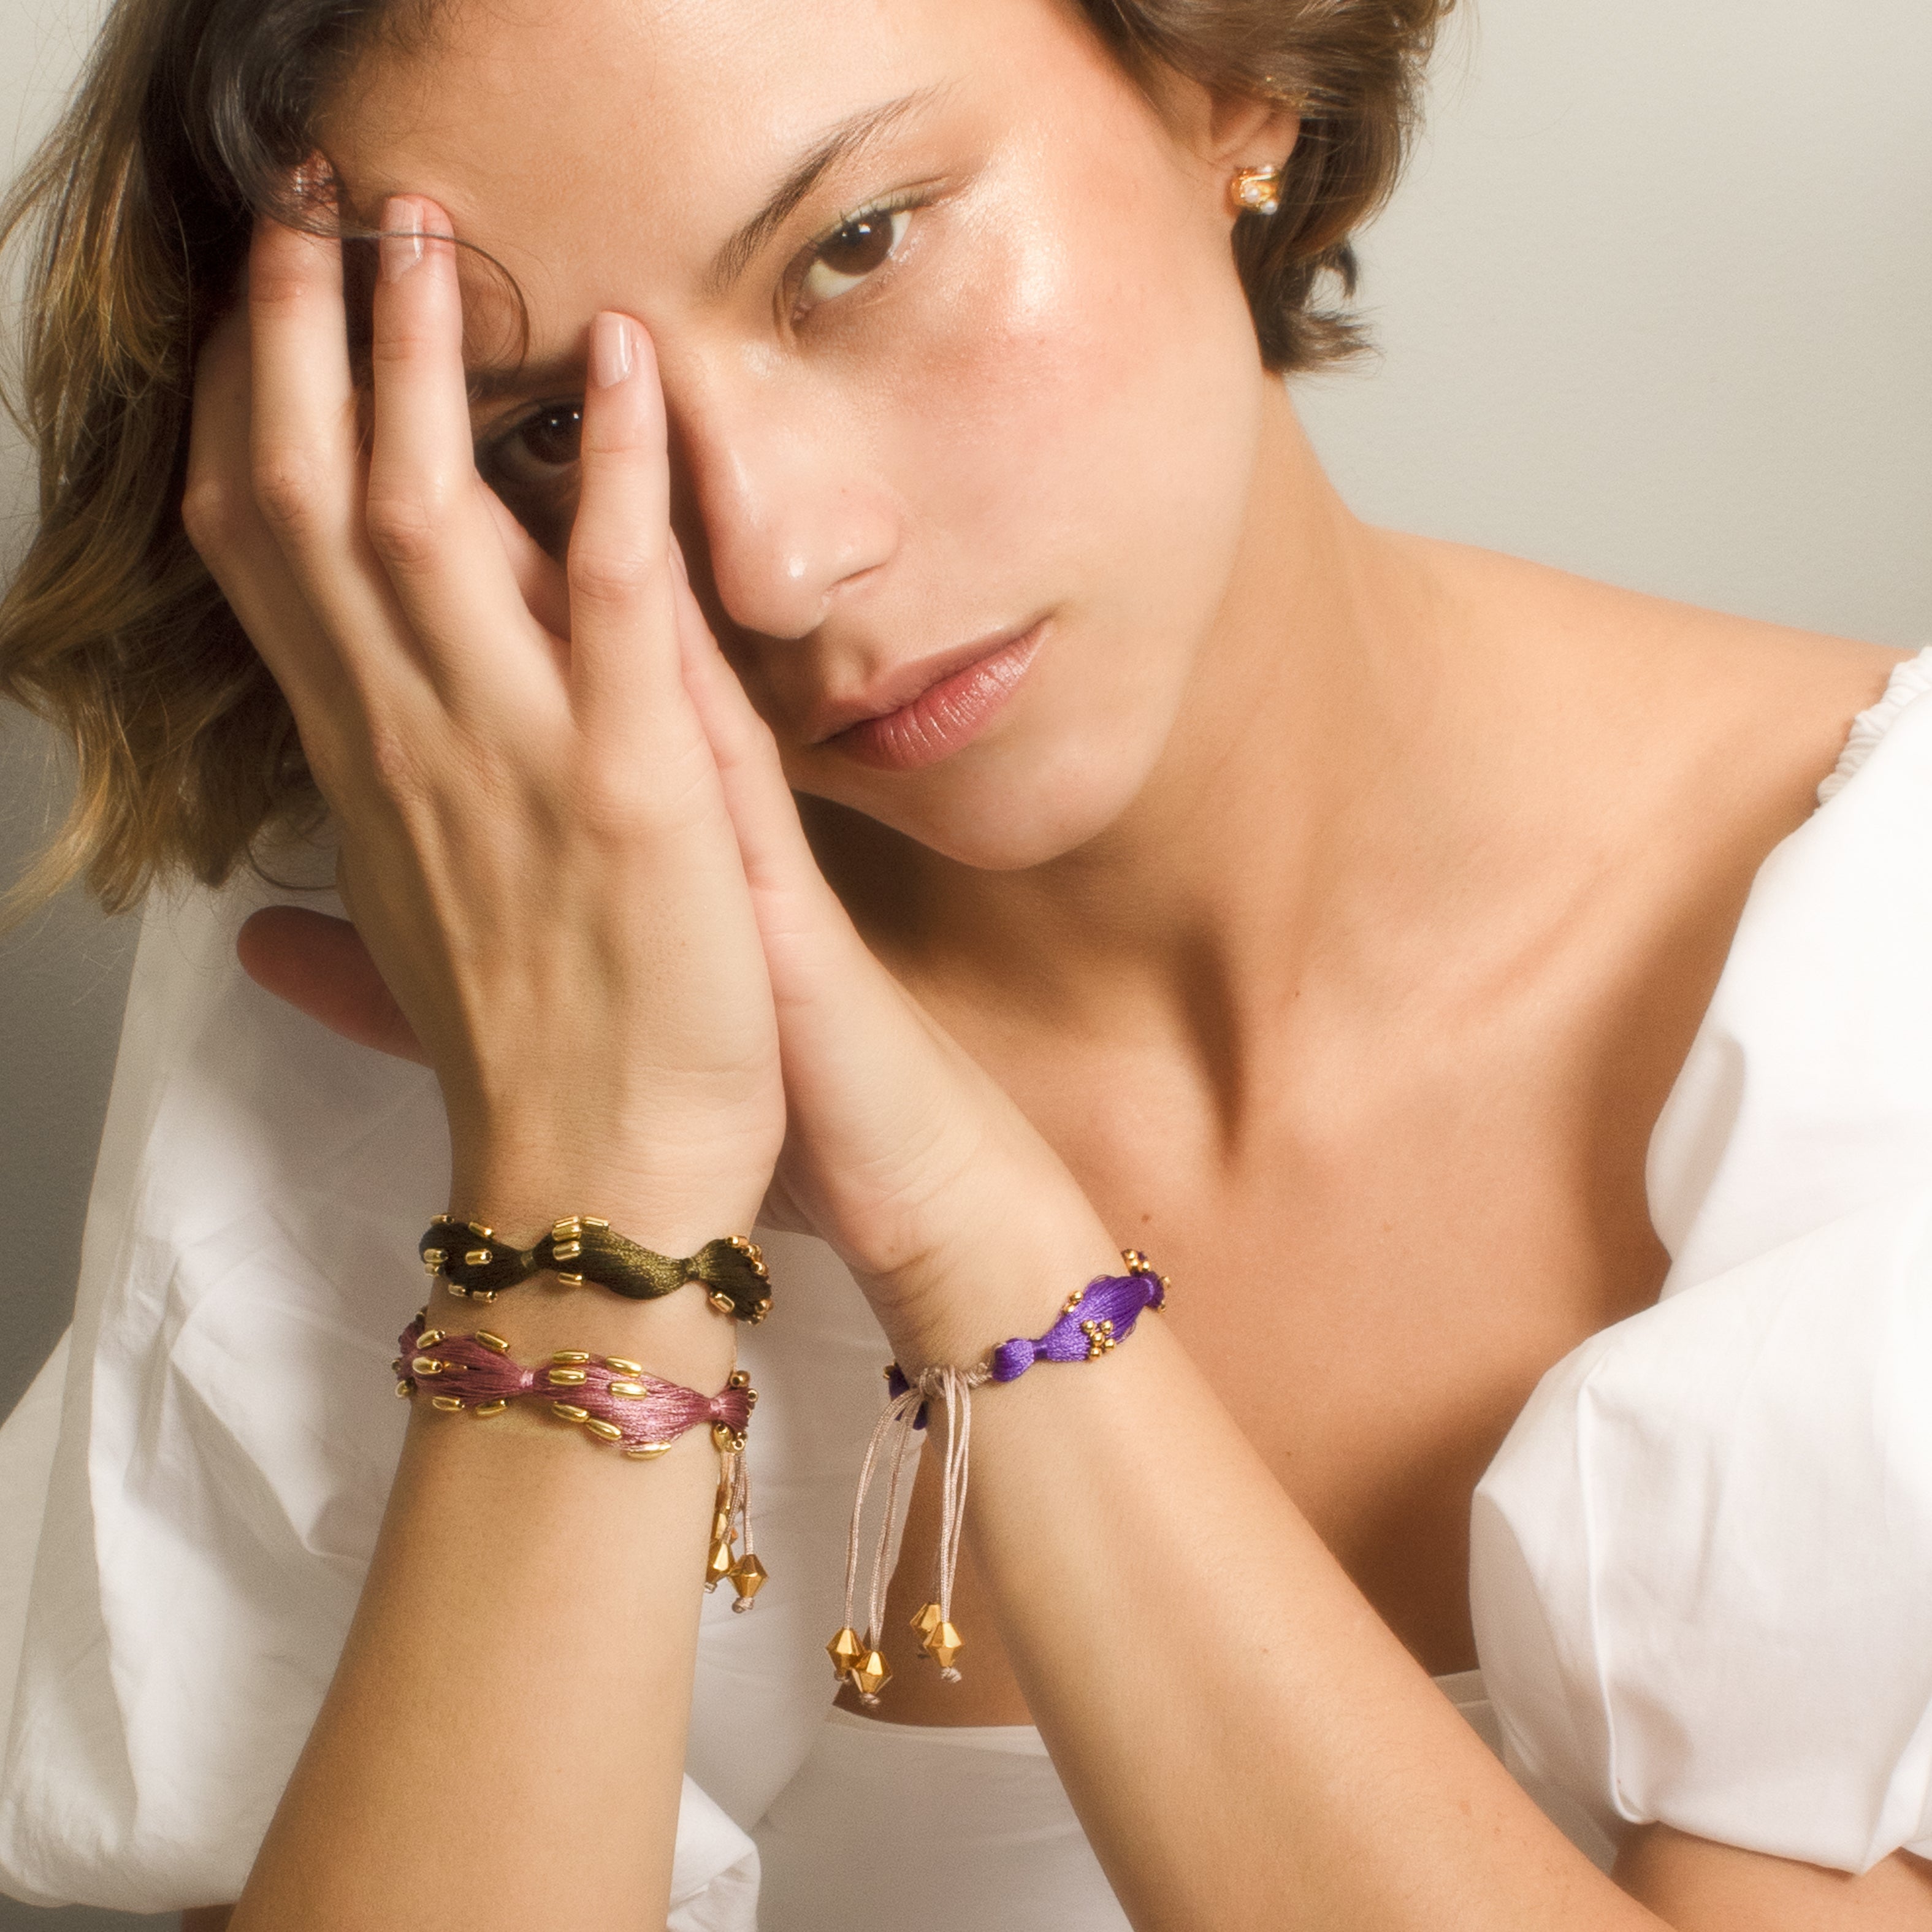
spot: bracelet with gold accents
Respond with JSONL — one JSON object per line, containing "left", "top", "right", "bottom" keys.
{"left": 419, "top": 1215, "right": 772, "bottom": 1323}
{"left": 392, "top": 1311, "right": 768, "bottom": 1607}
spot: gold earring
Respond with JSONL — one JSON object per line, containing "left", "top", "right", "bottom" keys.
{"left": 1231, "top": 166, "right": 1283, "bottom": 217}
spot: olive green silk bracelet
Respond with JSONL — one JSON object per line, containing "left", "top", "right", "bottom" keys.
{"left": 419, "top": 1214, "right": 773, "bottom": 1323}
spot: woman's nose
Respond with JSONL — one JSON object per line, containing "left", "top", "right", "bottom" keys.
{"left": 674, "top": 388, "right": 899, "bottom": 641}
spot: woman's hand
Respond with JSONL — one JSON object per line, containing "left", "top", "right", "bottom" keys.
{"left": 189, "top": 195, "right": 782, "bottom": 1249}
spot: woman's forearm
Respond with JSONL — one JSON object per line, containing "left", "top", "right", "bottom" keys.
{"left": 890, "top": 1208, "right": 1661, "bottom": 1932}
{"left": 229, "top": 1264, "right": 736, "bottom": 1931}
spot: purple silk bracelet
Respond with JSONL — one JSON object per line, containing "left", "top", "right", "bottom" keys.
{"left": 835, "top": 1252, "right": 1171, "bottom": 1701}
{"left": 886, "top": 1256, "right": 1169, "bottom": 1420}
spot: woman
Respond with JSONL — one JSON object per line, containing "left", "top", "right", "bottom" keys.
{"left": 1, "top": 0, "right": 1928, "bottom": 1926}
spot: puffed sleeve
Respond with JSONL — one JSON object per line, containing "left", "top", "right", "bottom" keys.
{"left": 0, "top": 875, "right": 764, "bottom": 1920}
{"left": 1470, "top": 651, "right": 1932, "bottom": 1874}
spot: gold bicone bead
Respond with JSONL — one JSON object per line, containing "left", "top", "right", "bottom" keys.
{"left": 728, "top": 1554, "right": 768, "bottom": 1603}
{"left": 395, "top": 1377, "right": 416, "bottom": 1399}
{"left": 583, "top": 1419, "right": 624, "bottom": 1443}
{"left": 624, "top": 1441, "right": 673, "bottom": 1460}
{"left": 707, "top": 1289, "right": 736, "bottom": 1317}
{"left": 922, "top": 1620, "right": 964, "bottom": 1670}
{"left": 430, "top": 1394, "right": 465, "bottom": 1413}
{"left": 606, "top": 1357, "right": 644, "bottom": 1375}
{"left": 705, "top": 1538, "right": 735, "bottom": 1587}
{"left": 608, "top": 1380, "right": 647, "bottom": 1398}
{"left": 850, "top": 1649, "right": 892, "bottom": 1698}
{"left": 551, "top": 1402, "right": 590, "bottom": 1422}
{"left": 911, "top": 1601, "right": 943, "bottom": 1638}
{"left": 825, "top": 1626, "right": 865, "bottom": 1678}
{"left": 546, "top": 1367, "right": 588, "bottom": 1386}
{"left": 476, "top": 1331, "right": 511, "bottom": 1354}
{"left": 473, "top": 1399, "right": 508, "bottom": 1418}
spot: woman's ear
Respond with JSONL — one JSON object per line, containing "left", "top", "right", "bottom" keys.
{"left": 1150, "top": 70, "right": 1301, "bottom": 223}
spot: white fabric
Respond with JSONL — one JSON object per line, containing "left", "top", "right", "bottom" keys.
{"left": 1473, "top": 646, "right": 1932, "bottom": 1875}
{"left": 4, "top": 650, "right": 1931, "bottom": 1915}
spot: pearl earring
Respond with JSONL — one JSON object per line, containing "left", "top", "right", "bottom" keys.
{"left": 1231, "top": 166, "right": 1283, "bottom": 217}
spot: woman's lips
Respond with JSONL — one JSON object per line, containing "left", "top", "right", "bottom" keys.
{"left": 826, "top": 624, "right": 1045, "bottom": 773}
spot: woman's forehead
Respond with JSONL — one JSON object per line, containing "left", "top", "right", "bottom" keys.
{"left": 325, "top": 0, "right": 1090, "bottom": 242}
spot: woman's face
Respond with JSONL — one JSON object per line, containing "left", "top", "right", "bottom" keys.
{"left": 327, "top": 0, "right": 1284, "bottom": 869}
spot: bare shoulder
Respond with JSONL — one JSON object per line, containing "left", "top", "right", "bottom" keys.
{"left": 1415, "top": 536, "right": 1907, "bottom": 830}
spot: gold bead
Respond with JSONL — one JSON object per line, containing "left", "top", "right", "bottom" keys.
{"left": 422, "top": 1254, "right": 443, "bottom": 1275}
{"left": 416, "top": 1329, "right": 445, "bottom": 1348}
{"left": 445, "top": 1281, "right": 469, "bottom": 1299}
{"left": 551, "top": 1350, "right": 592, "bottom": 1364}
{"left": 752, "top": 1297, "right": 771, "bottom": 1322}
{"left": 825, "top": 1625, "right": 865, "bottom": 1678}
{"left": 624, "top": 1441, "right": 673, "bottom": 1460}
{"left": 476, "top": 1331, "right": 510, "bottom": 1354}
{"left": 606, "top": 1357, "right": 644, "bottom": 1375}
{"left": 922, "top": 1620, "right": 964, "bottom": 1670}
{"left": 583, "top": 1419, "right": 624, "bottom": 1443}
{"left": 473, "top": 1399, "right": 508, "bottom": 1418}
{"left": 395, "top": 1377, "right": 416, "bottom": 1398}
{"left": 554, "top": 1272, "right": 586, "bottom": 1287}
{"left": 411, "top": 1356, "right": 445, "bottom": 1376}
{"left": 551, "top": 1402, "right": 590, "bottom": 1422}
{"left": 551, "top": 1241, "right": 583, "bottom": 1262}
{"left": 711, "top": 1421, "right": 746, "bottom": 1452}
{"left": 850, "top": 1648, "right": 892, "bottom": 1698}
{"left": 911, "top": 1601, "right": 943, "bottom": 1638}
{"left": 727, "top": 1370, "right": 751, "bottom": 1389}
{"left": 464, "top": 1248, "right": 492, "bottom": 1267}
{"left": 705, "top": 1538, "right": 735, "bottom": 1587}
{"left": 583, "top": 1217, "right": 609, "bottom": 1229}
{"left": 551, "top": 1218, "right": 582, "bottom": 1239}
{"left": 608, "top": 1380, "right": 646, "bottom": 1398}
{"left": 707, "top": 1289, "right": 736, "bottom": 1316}
{"left": 430, "top": 1394, "right": 465, "bottom": 1413}
{"left": 728, "top": 1554, "right": 768, "bottom": 1603}
{"left": 467, "top": 1222, "right": 494, "bottom": 1239}
{"left": 472, "top": 1289, "right": 497, "bottom": 1304}
{"left": 546, "top": 1367, "right": 588, "bottom": 1386}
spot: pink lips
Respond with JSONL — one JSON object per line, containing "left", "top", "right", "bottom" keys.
{"left": 825, "top": 624, "right": 1045, "bottom": 773}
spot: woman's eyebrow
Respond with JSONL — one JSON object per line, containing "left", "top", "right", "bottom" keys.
{"left": 704, "top": 87, "right": 943, "bottom": 296}
{"left": 465, "top": 87, "right": 945, "bottom": 408}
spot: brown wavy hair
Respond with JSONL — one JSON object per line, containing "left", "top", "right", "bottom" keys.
{"left": 0, "top": 0, "right": 1453, "bottom": 914}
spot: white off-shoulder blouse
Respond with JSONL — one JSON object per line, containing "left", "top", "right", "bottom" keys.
{"left": 3, "top": 650, "right": 1931, "bottom": 1922}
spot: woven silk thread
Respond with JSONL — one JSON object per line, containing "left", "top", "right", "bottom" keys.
{"left": 393, "top": 1313, "right": 754, "bottom": 1451}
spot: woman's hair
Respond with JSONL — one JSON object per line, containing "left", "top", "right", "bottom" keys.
{"left": 0, "top": 0, "right": 1453, "bottom": 914}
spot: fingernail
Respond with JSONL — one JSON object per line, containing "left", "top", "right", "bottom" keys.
{"left": 589, "top": 312, "right": 634, "bottom": 389}
{"left": 379, "top": 196, "right": 425, "bottom": 280}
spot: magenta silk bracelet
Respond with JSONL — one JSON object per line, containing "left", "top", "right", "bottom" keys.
{"left": 392, "top": 1312, "right": 768, "bottom": 1605}
{"left": 829, "top": 1251, "right": 1172, "bottom": 1703}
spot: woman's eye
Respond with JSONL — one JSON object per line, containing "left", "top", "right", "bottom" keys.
{"left": 800, "top": 207, "right": 911, "bottom": 308}
{"left": 502, "top": 402, "right": 583, "bottom": 473}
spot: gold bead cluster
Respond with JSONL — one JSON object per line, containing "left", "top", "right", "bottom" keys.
{"left": 824, "top": 1599, "right": 963, "bottom": 1701}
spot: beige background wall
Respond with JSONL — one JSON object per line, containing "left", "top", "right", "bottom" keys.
{"left": 2, "top": 0, "right": 1928, "bottom": 1924}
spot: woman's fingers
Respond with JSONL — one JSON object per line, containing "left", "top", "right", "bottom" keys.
{"left": 566, "top": 315, "right": 688, "bottom": 736}
{"left": 364, "top": 197, "right": 558, "bottom": 704}
{"left": 237, "top": 907, "right": 431, "bottom": 1065}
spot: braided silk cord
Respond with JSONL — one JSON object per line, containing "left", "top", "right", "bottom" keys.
{"left": 419, "top": 1216, "right": 773, "bottom": 1323}
{"left": 833, "top": 1257, "right": 1169, "bottom": 1702}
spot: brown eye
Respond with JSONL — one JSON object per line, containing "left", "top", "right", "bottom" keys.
{"left": 511, "top": 402, "right": 582, "bottom": 470}
{"left": 800, "top": 206, "right": 910, "bottom": 307}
